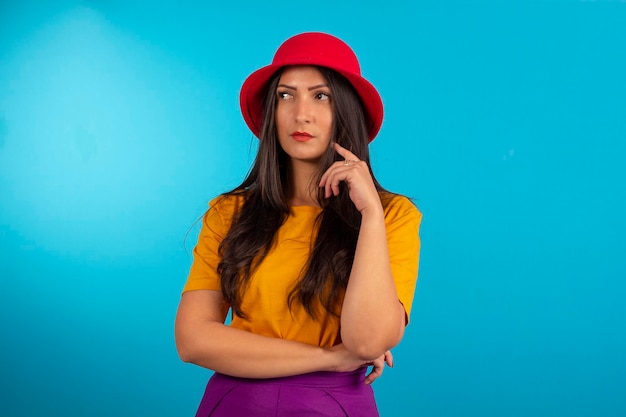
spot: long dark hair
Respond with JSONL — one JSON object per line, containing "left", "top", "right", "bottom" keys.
{"left": 217, "top": 66, "right": 392, "bottom": 319}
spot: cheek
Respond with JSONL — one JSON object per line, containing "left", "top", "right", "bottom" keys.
{"left": 274, "top": 109, "right": 288, "bottom": 147}
{"left": 323, "top": 109, "right": 334, "bottom": 133}
{"left": 274, "top": 107, "right": 286, "bottom": 129}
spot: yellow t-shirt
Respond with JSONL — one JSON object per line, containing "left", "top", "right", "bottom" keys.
{"left": 183, "top": 193, "right": 421, "bottom": 348}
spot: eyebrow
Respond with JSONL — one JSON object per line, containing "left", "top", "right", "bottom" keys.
{"left": 277, "top": 83, "right": 329, "bottom": 91}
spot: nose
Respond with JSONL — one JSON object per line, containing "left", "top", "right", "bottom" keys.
{"left": 294, "top": 97, "right": 312, "bottom": 124}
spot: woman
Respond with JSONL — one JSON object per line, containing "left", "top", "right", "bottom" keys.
{"left": 175, "top": 32, "right": 421, "bottom": 416}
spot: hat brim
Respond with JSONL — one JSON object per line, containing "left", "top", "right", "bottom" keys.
{"left": 240, "top": 64, "right": 384, "bottom": 142}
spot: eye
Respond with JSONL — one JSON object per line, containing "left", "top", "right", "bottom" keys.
{"left": 277, "top": 91, "right": 292, "bottom": 100}
{"left": 315, "top": 92, "right": 330, "bottom": 101}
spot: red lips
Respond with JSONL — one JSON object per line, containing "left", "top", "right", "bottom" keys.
{"left": 291, "top": 131, "right": 313, "bottom": 142}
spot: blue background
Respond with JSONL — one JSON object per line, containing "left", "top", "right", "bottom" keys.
{"left": 1, "top": 1, "right": 625, "bottom": 416}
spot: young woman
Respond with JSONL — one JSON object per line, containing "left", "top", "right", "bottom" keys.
{"left": 175, "top": 32, "right": 421, "bottom": 416}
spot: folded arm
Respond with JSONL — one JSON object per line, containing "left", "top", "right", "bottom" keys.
{"left": 340, "top": 208, "right": 407, "bottom": 360}
{"left": 175, "top": 289, "right": 373, "bottom": 379}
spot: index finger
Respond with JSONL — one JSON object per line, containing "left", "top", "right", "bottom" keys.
{"left": 333, "top": 142, "right": 359, "bottom": 161}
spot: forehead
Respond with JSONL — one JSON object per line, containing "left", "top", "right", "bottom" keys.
{"left": 278, "top": 65, "right": 328, "bottom": 85}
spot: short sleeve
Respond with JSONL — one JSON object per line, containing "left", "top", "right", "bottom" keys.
{"left": 182, "top": 195, "right": 242, "bottom": 293}
{"left": 384, "top": 196, "right": 422, "bottom": 323}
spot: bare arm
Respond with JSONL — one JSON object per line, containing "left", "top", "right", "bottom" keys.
{"left": 341, "top": 207, "right": 406, "bottom": 360}
{"left": 320, "top": 143, "right": 407, "bottom": 360}
{"left": 175, "top": 289, "right": 373, "bottom": 378}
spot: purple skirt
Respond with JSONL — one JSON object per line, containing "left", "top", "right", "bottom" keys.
{"left": 194, "top": 368, "right": 379, "bottom": 417}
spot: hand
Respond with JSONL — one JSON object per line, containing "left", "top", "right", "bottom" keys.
{"left": 318, "top": 143, "right": 383, "bottom": 214}
{"left": 364, "top": 350, "right": 394, "bottom": 385}
{"left": 328, "top": 344, "right": 393, "bottom": 385}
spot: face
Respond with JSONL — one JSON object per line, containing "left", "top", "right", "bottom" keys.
{"left": 275, "top": 66, "right": 333, "bottom": 165}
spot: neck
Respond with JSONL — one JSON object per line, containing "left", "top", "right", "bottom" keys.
{"left": 287, "top": 159, "right": 320, "bottom": 206}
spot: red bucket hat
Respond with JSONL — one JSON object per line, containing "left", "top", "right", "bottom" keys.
{"left": 239, "top": 32, "right": 384, "bottom": 142}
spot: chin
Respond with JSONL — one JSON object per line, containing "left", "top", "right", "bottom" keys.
{"left": 284, "top": 149, "right": 325, "bottom": 163}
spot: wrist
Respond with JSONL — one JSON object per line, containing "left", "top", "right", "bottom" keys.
{"left": 321, "top": 345, "right": 345, "bottom": 372}
{"left": 358, "top": 192, "right": 384, "bottom": 215}
{"left": 359, "top": 205, "right": 385, "bottom": 224}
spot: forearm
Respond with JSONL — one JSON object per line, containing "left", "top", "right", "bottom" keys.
{"left": 340, "top": 208, "right": 405, "bottom": 360}
{"left": 176, "top": 318, "right": 336, "bottom": 378}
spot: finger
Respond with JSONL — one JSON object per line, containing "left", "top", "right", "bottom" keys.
{"left": 320, "top": 170, "right": 333, "bottom": 198}
{"left": 384, "top": 351, "right": 394, "bottom": 368}
{"left": 319, "top": 158, "right": 357, "bottom": 186}
{"left": 364, "top": 365, "right": 381, "bottom": 385}
{"left": 365, "top": 363, "right": 385, "bottom": 385}
{"left": 364, "top": 358, "right": 385, "bottom": 385}
{"left": 318, "top": 160, "right": 346, "bottom": 189}
{"left": 330, "top": 174, "right": 342, "bottom": 197}
{"left": 325, "top": 178, "right": 334, "bottom": 198}
{"left": 333, "top": 142, "right": 359, "bottom": 161}
{"left": 319, "top": 166, "right": 336, "bottom": 197}
{"left": 322, "top": 167, "right": 345, "bottom": 198}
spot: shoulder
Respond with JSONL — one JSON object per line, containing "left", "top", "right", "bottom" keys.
{"left": 203, "top": 193, "right": 247, "bottom": 229}
{"left": 209, "top": 193, "right": 246, "bottom": 216}
{"left": 380, "top": 192, "right": 422, "bottom": 224}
